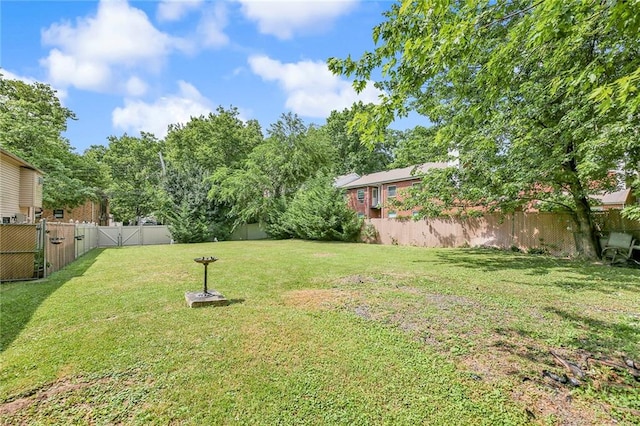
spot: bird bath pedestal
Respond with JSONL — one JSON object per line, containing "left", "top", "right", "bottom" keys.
{"left": 185, "top": 256, "right": 229, "bottom": 308}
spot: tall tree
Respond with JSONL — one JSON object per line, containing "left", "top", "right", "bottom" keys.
{"left": 164, "top": 106, "right": 263, "bottom": 171}
{"left": 101, "top": 133, "right": 164, "bottom": 224}
{"left": 0, "top": 75, "right": 100, "bottom": 208}
{"left": 211, "top": 113, "right": 333, "bottom": 235}
{"left": 329, "top": 0, "right": 640, "bottom": 259}
{"left": 324, "top": 103, "right": 395, "bottom": 175}
{"left": 161, "top": 165, "right": 228, "bottom": 243}
{"left": 390, "top": 125, "right": 447, "bottom": 168}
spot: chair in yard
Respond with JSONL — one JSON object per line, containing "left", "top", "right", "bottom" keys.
{"left": 601, "top": 232, "right": 637, "bottom": 264}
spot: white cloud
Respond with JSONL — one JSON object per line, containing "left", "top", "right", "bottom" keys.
{"left": 157, "top": 0, "right": 203, "bottom": 22}
{"left": 41, "top": 0, "right": 191, "bottom": 92}
{"left": 43, "top": 49, "right": 111, "bottom": 91}
{"left": 112, "top": 80, "right": 213, "bottom": 138}
{"left": 237, "top": 0, "right": 358, "bottom": 39}
{"left": 125, "top": 76, "right": 148, "bottom": 97}
{"left": 248, "top": 55, "right": 381, "bottom": 117}
{"left": 197, "top": 2, "right": 229, "bottom": 47}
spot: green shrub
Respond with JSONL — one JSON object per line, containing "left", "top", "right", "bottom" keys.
{"left": 273, "top": 172, "right": 362, "bottom": 242}
{"left": 161, "top": 165, "right": 230, "bottom": 243}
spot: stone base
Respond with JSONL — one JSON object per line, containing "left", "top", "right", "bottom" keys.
{"left": 185, "top": 290, "right": 229, "bottom": 308}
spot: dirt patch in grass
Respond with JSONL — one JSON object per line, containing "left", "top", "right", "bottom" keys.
{"left": 331, "top": 283, "right": 638, "bottom": 425}
{"left": 0, "top": 378, "right": 107, "bottom": 416}
{"left": 281, "top": 289, "right": 351, "bottom": 311}
{"left": 0, "top": 370, "right": 153, "bottom": 424}
{"left": 334, "top": 275, "right": 378, "bottom": 285}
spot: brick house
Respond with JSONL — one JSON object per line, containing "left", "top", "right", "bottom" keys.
{"left": 0, "top": 148, "right": 44, "bottom": 224}
{"left": 338, "top": 163, "right": 447, "bottom": 219}
{"left": 41, "top": 197, "right": 110, "bottom": 225}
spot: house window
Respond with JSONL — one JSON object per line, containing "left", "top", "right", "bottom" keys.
{"left": 371, "top": 187, "right": 379, "bottom": 207}
{"left": 357, "top": 213, "right": 365, "bottom": 218}
{"left": 388, "top": 211, "right": 397, "bottom": 219}
{"left": 357, "top": 189, "right": 365, "bottom": 203}
{"left": 387, "top": 186, "right": 397, "bottom": 197}
{"left": 53, "top": 209, "right": 64, "bottom": 219}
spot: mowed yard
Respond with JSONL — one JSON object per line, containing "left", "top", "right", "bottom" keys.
{"left": 1, "top": 241, "right": 638, "bottom": 425}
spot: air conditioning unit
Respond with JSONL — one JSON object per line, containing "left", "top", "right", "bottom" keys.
{"left": 15, "top": 213, "right": 27, "bottom": 223}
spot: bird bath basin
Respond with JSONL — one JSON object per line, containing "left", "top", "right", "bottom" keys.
{"left": 185, "top": 256, "right": 229, "bottom": 308}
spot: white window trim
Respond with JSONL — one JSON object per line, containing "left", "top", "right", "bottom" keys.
{"left": 387, "top": 185, "right": 397, "bottom": 198}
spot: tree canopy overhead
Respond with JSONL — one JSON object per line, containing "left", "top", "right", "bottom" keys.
{"left": 329, "top": 0, "right": 640, "bottom": 258}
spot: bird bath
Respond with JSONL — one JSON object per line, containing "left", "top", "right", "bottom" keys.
{"left": 185, "top": 256, "right": 229, "bottom": 308}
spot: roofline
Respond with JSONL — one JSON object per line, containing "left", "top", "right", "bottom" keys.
{"left": 340, "top": 163, "right": 448, "bottom": 189}
{"left": 342, "top": 175, "right": 422, "bottom": 189}
{"left": 0, "top": 148, "right": 45, "bottom": 174}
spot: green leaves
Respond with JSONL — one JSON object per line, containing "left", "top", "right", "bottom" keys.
{"left": 0, "top": 75, "right": 104, "bottom": 209}
{"left": 329, "top": 0, "right": 640, "bottom": 258}
{"left": 164, "top": 106, "right": 262, "bottom": 171}
{"left": 162, "top": 165, "right": 226, "bottom": 243}
{"left": 101, "top": 133, "right": 164, "bottom": 223}
{"left": 273, "top": 172, "right": 362, "bottom": 242}
{"left": 210, "top": 113, "right": 334, "bottom": 234}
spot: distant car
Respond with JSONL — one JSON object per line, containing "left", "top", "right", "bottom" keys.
{"left": 140, "top": 217, "right": 158, "bottom": 226}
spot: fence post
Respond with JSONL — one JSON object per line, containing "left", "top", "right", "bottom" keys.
{"left": 42, "top": 219, "right": 48, "bottom": 279}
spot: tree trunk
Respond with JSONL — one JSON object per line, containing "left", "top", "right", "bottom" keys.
{"left": 564, "top": 140, "right": 600, "bottom": 260}
{"left": 571, "top": 192, "right": 600, "bottom": 259}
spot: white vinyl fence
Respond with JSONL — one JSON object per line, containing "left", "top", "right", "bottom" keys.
{"left": 97, "top": 225, "right": 172, "bottom": 247}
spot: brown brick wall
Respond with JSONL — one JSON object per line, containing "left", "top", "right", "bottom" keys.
{"left": 346, "top": 178, "right": 420, "bottom": 219}
{"left": 381, "top": 180, "right": 419, "bottom": 218}
{"left": 42, "top": 199, "right": 109, "bottom": 225}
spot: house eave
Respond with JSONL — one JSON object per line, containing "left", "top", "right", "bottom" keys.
{"left": 0, "top": 148, "right": 45, "bottom": 175}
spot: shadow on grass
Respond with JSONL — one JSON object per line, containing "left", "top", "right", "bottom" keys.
{"left": 431, "top": 249, "right": 640, "bottom": 293}
{"left": 0, "top": 249, "right": 102, "bottom": 353}
{"left": 491, "top": 306, "right": 639, "bottom": 362}
{"left": 544, "top": 307, "right": 640, "bottom": 356}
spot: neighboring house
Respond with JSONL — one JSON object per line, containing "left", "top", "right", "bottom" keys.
{"left": 42, "top": 197, "right": 111, "bottom": 225}
{"left": 591, "top": 188, "right": 636, "bottom": 211}
{"left": 338, "top": 163, "right": 448, "bottom": 219}
{"left": 334, "top": 172, "right": 360, "bottom": 188}
{"left": 0, "top": 148, "right": 44, "bottom": 224}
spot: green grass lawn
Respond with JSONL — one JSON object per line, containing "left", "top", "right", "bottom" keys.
{"left": 1, "top": 240, "right": 638, "bottom": 425}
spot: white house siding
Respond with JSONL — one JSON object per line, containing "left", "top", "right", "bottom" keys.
{"left": 0, "top": 154, "right": 21, "bottom": 221}
{"left": 20, "top": 168, "right": 40, "bottom": 208}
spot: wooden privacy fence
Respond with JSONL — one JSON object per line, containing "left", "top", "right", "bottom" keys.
{"left": 45, "top": 222, "right": 78, "bottom": 276}
{"left": 365, "top": 211, "right": 640, "bottom": 256}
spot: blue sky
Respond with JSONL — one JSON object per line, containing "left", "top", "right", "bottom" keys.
{"left": 1, "top": 0, "right": 411, "bottom": 153}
